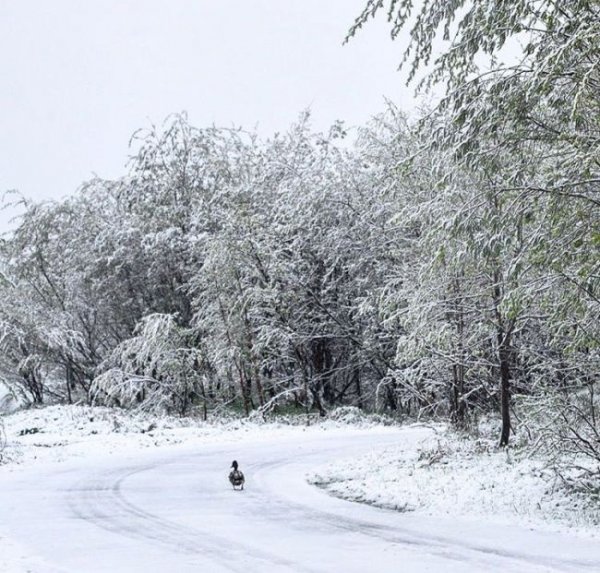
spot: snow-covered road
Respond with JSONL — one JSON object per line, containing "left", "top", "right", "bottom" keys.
{"left": 1, "top": 427, "right": 599, "bottom": 572}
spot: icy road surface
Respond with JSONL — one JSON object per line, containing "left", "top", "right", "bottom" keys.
{"left": 1, "top": 427, "right": 599, "bottom": 572}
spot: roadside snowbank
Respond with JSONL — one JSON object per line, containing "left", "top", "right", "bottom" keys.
{"left": 309, "top": 427, "right": 600, "bottom": 537}
{"left": 0, "top": 404, "right": 391, "bottom": 466}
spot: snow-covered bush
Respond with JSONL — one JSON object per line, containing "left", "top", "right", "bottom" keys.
{"left": 92, "top": 314, "right": 206, "bottom": 417}
{"left": 522, "top": 381, "right": 600, "bottom": 489}
{"left": 326, "top": 406, "right": 391, "bottom": 426}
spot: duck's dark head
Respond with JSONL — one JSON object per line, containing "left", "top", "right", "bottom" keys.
{"left": 231, "top": 460, "right": 238, "bottom": 470}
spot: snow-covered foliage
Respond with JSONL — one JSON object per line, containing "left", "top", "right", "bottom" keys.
{"left": 343, "top": 0, "right": 600, "bottom": 469}
{"left": 1, "top": 113, "right": 405, "bottom": 420}
{"left": 91, "top": 313, "right": 206, "bottom": 416}
{"left": 1, "top": 105, "right": 598, "bottom": 462}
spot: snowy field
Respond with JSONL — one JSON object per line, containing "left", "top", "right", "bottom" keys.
{"left": 0, "top": 406, "right": 599, "bottom": 572}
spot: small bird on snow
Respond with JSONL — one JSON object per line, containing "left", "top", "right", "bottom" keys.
{"left": 229, "top": 460, "right": 245, "bottom": 490}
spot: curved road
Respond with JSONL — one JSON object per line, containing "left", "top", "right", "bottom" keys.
{"left": 1, "top": 428, "right": 599, "bottom": 572}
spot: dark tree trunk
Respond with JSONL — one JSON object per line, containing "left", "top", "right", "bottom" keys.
{"left": 24, "top": 372, "right": 43, "bottom": 405}
{"left": 492, "top": 266, "right": 513, "bottom": 447}
{"left": 385, "top": 384, "right": 397, "bottom": 411}
{"left": 239, "top": 368, "right": 250, "bottom": 416}
{"left": 312, "top": 338, "right": 333, "bottom": 407}
{"left": 354, "top": 368, "right": 364, "bottom": 410}
{"left": 449, "top": 275, "right": 467, "bottom": 428}
{"left": 200, "top": 380, "right": 208, "bottom": 421}
{"left": 65, "top": 363, "right": 73, "bottom": 405}
{"left": 252, "top": 361, "right": 265, "bottom": 408}
{"left": 498, "top": 335, "right": 512, "bottom": 446}
{"left": 312, "top": 386, "right": 327, "bottom": 417}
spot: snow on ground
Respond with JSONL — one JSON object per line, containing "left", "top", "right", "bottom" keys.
{"left": 1, "top": 404, "right": 599, "bottom": 562}
{"left": 0, "top": 534, "right": 58, "bottom": 573}
{"left": 308, "top": 424, "right": 600, "bottom": 538}
{"left": 1, "top": 405, "right": 600, "bottom": 572}
{"left": 0, "top": 404, "right": 389, "bottom": 467}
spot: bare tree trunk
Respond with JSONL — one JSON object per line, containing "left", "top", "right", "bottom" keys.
{"left": 354, "top": 367, "right": 364, "bottom": 410}
{"left": 238, "top": 367, "right": 250, "bottom": 416}
{"left": 498, "top": 333, "right": 512, "bottom": 446}
{"left": 386, "top": 384, "right": 397, "bottom": 412}
{"left": 251, "top": 360, "right": 265, "bottom": 408}
{"left": 24, "top": 372, "right": 43, "bottom": 405}
{"left": 65, "top": 362, "right": 73, "bottom": 405}
{"left": 200, "top": 379, "right": 208, "bottom": 421}
{"left": 311, "top": 385, "right": 327, "bottom": 417}
{"left": 448, "top": 275, "right": 467, "bottom": 428}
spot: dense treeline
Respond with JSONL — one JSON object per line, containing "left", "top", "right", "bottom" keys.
{"left": 0, "top": 1, "right": 599, "bottom": 472}
{"left": 0, "top": 107, "right": 596, "bottom": 443}
{"left": 0, "top": 116, "right": 405, "bottom": 418}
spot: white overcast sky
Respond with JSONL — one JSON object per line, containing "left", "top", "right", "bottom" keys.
{"left": 0, "top": 0, "right": 419, "bottom": 231}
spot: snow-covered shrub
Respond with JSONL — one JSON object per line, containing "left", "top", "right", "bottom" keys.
{"left": 0, "top": 383, "right": 23, "bottom": 414}
{"left": 326, "top": 406, "right": 392, "bottom": 425}
{"left": 523, "top": 382, "right": 600, "bottom": 483}
{"left": 91, "top": 314, "right": 206, "bottom": 416}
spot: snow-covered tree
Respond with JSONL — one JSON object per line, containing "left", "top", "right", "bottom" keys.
{"left": 92, "top": 313, "right": 206, "bottom": 416}
{"left": 349, "top": 0, "right": 600, "bottom": 446}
